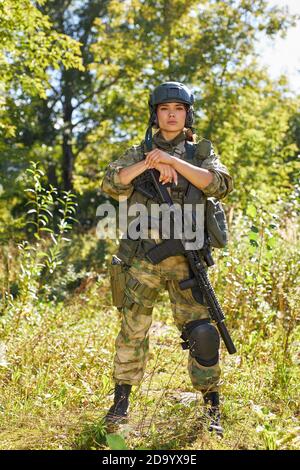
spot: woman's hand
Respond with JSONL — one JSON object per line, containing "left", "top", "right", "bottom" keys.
{"left": 146, "top": 162, "right": 178, "bottom": 185}
{"left": 144, "top": 148, "right": 175, "bottom": 168}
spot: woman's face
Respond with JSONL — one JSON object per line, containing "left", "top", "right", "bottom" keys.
{"left": 156, "top": 102, "right": 186, "bottom": 132}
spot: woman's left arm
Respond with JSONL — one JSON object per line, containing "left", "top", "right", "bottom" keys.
{"left": 172, "top": 155, "right": 233, "bottom": 200}
{"left": 144, "top": 148, "right": 212, "bottom": 189}
{"left": 170, "top": 158, "right": 214, "bottom": 191}
{"left": 145, "top": 142, "right": 233, "bottom": 200}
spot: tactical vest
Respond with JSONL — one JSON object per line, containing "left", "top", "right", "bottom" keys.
{"left": 116, "top": 139, "right": 227, "bottom": 266}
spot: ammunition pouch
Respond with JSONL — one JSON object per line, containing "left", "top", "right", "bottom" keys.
{"left": 109, "top": 255, "right": 128, "bottom": 310}
{"left": 206, "top": 198, "right": 228, "bottom": 248}
{"left": 116, "top": 233, "right": 141, "bottom": 267}
{"left": 183, "top": 143, "right": 229, "bottom": 250}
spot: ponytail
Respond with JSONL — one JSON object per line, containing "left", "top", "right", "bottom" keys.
{"left": 184, "top": 127, "right": 197, "bottom": 143}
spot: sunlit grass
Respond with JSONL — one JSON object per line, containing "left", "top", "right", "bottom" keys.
{"left": 0, "top": 166, "right": 299, "bottom": 449}
{"left": 0, "top": 262, "right": 298, "bottom": 449}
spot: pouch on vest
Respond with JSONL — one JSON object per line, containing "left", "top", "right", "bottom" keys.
{"left": 109, "top": 254, "right": 127, "bottom": 309}
{"left": 184, "top": 142, "right": 228, "bottom": 249}
{"left": 206, "top": 198, "right": 228, "bottom": 248}
{"left": 116, "top": 235, "right": 141, "bottom": 266}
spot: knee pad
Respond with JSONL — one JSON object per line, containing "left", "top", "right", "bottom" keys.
{"left": 181, "top": 319, "right": 220, "bottom": 367}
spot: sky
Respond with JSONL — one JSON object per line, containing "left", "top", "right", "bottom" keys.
{"left": 257, "top": 0, "right": 300, "bottom": 94}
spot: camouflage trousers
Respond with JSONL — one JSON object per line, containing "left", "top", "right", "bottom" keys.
{"left": 112, "top": 254, "right": 221, "bottom": 393}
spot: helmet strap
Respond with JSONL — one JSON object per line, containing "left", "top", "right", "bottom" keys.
{"left": 145, "top": 124, "right": 153, "bottom": 152}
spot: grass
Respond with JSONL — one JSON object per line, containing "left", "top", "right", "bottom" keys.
{"left": 0, "top": 196, "right": 299, "bottom": 450}
{"left": 0, "top": 269, "right": 299, "bottom": 450}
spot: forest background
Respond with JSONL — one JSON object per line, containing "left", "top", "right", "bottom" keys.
{"left": 0, "top": 0, "right": 299, "bottom": 450}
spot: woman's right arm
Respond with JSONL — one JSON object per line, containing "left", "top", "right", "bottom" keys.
{"left": 118, "top": 160, "right": 149, "bottom": 185}
{"left": 101, "top": 145, "right": 177, "bottom": 201}
{"left": 118, "top": 161, "right": 177, "bottom": 186}
{"left": 100, "top": 145, "right": 144, "bottom": 201}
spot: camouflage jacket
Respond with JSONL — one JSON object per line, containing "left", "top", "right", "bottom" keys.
{"left": 101, "top": 129, "right": 233, "bottom": 201}
{"left": 100, "top": 129, "right": 233, "bottom": 264}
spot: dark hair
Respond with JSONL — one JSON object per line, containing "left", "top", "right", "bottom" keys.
{"left": 185, "top": 127, "right": 197, "bottom": 143}
{"left": 183, "top": 104, "right": 196, "bottom": 142}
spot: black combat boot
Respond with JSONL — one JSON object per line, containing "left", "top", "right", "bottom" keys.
{"left": 105, "top": 383, "right": 132, "bottom": 424}
{"left": 203, "top": 391, "right": 223, "bottom": 437}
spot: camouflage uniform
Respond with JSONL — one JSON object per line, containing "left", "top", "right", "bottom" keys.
{"left": 101, "top": 128, "right": 233, "bottom": 393}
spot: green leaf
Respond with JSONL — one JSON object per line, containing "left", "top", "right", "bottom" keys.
{"left": 42, "top": 209, "right": 53, "bottom": 217}
{"left": 39, "top": 214, "right": 50, "bottom": 223}
{"left": 37, "top": 251, "right": 50, "bottom": 257}
{"left": 25, "top": 200, "right": 38, "bottom": 207}
{"left": 265, "top": 250, "right": 274, "bottom": 259}
{"left": 106, "top": 434, "right": 128, "bottom": 450}
{"left": 249, "top": 231, "right": 258, "bottom": 241}
{"left": 266, "top": 237, "right": 277, "bottom": 248}
{"left": 246, "top": 205, "right": 257, "bottom": 218}
{"left": 50, "top": 233, "right": 57, "bottom": 245}
{"left": 25, "top": 221, "right": 38, "bottom": 227}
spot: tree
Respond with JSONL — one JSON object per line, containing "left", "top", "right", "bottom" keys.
{"left": 0, "top": 0, "right": 83, "bottom": 138}
{"left": 0, "top": 0, "right": 298, "bottom": 211}
{"left": 0, "top": 0, "right": 83, "bottom": 243}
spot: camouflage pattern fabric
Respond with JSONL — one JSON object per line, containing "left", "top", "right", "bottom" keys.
{"left": 112, "top": 254, "right": 221, "bottom": 393}
{"left": 101, "top": 128, "right": 232, "bottom": 393}
{"left": 101, "top": 128, "right": 233, "bottom": 261}
{"left": 101, "top": 128, "right": 233, "bottom": 203}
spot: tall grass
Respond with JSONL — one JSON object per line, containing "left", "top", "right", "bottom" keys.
{"left": 0, "top": 164, "right": 299, "bottom": 450}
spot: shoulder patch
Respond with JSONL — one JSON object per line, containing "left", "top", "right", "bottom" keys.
{"left": 124, "top": 142, "right": 145, "bottom": 161}
{"left": 196, "top": 138, "right": 212, "bottom": 158}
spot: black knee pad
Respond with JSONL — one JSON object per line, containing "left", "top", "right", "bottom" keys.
{"left": 181, "top": 319, "right": 220, "bottom": 367}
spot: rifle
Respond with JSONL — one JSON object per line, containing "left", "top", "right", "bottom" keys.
{"left": 131, "top": 129, "right": 236, "bottom": 355}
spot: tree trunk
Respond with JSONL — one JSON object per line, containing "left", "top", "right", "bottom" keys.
{"left": 62, "top": 70, "right": 74, "bottom": 191}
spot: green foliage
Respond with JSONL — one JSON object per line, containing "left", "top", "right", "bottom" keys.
{"left": 106, "top": 433, "right": 128, "bottom": 450}
{"left": 1, "top": 0, "right": 298, "bottom": 210}
{"left": 0, "top": 161, "right": 78, "bottom": 318}
{"left": 0, "top": 0, "right": 84, "bottom": 137}
{"left": 202, "top": 68, "right": 300, "bottom": 208}
{"left": 0, "top": 209, "right": 298, "bottom": 448}
{"left": 75, "top": 420, "right": 107, "bottom": 450}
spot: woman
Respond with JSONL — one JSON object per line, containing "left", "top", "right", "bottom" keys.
{"left": 100, "top": 82, "right": 233, "bottom": 436}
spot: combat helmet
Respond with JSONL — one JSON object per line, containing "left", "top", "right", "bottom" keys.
{"left": 148, "top": 81, "right": 195, "bottom": 129}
